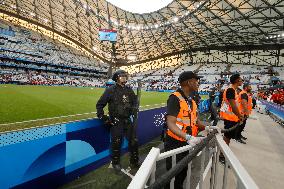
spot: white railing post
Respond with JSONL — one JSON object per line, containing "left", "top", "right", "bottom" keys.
{"left": 185, "top": 161, "right": 192, "bottom": 189}
{"left": 150, "top": 161, "right": 156, "bottom": 185}
{"left": 199, "top": 148, "right": 206, "bottom": 189}
{"left": 170, "top": 154, "right": 176, "bottom": 189}
{"left": 210, "top": 146, "right": 217, "bottom": 189}
{"left": 128, "top": 147, "right": 160, "bottom": 189}
{"left": 215, "top": 135, "right": 259, "bottom": 189}
{"left": 213, "top": 145, "right": 220, "bottom": 189}
{"left": 129, "top": 134, "right": 259, "bottom": 189}
{"left": 222, "top": 158, "right": 229, "bottom": 189}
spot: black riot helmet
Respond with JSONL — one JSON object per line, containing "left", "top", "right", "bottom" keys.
{"left": 112, "top": 70, "right": 128, "bottom": 82}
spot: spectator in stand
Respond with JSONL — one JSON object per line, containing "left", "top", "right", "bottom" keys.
{"left": 279, "top": 89, "right": 284, "bottom": 105}
{"left": 271, "top": 89, "right": 282, "bottom": 105}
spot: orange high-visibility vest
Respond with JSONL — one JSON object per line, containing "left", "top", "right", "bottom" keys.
{"left": 238, "top": 90, "right": 252, "bottom": 115}
{"left": 220, "top": 87, "right": 239, "bottom": 122}
{"left": 167, "top": 92, "right": 198, "bottom": 142}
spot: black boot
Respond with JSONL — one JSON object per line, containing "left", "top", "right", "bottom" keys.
{"left": 129, "top": 142, "right": 140, "bottom": 174}
{"left": 112, "top": 163, "right": 122, "bottom": 172}
{"left": 129, "top": 137, "right": 139, "bottom": 169}
{"left": 129, "top": 151, "right": 140, "bottom": 171}
{"left": 219, "top": 155, "right": 230, "bottom": 168}
{"left": 130, "top": 161, "right": 140, "bottom": 169}
{"left": 236, "top": 138, "right": 246, "bottom": 144}
{"left": 111, "top": 138, "right": 122, "bottom": 173}
{"left": 219, "top": 155, "right": 225, "bottom": 164}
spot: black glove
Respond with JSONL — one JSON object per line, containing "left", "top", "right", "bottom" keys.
{"left": 100, "top": 115, "right": 111, "bottom": 125}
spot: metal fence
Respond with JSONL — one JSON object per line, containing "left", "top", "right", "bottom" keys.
{"left": 128, "top": 133, "right": 259, "bottom": 189}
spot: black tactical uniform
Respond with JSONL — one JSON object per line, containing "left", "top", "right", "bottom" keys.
{"left": 96, "top": 71, "right": 139, "bottom": 169}
{"left": 209, "top": 88, "right": 218, "bottom": 126}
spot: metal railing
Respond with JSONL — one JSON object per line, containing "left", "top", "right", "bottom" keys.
{"left": 128, "top": 133, "right": 259, "bottom": 189}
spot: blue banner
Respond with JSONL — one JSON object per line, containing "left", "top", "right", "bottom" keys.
{"left": 260, "top": 100, "right": 284, "bottom": 120}
{"left": 0, "top": 107, "right": 166, "bottom": 189}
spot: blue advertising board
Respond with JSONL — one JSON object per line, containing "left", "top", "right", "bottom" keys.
{"left": 260, "top": 100, "right": 284, "bottom": 120}
{"left": 0, "top": 107, "right": 166, "bottom": 189}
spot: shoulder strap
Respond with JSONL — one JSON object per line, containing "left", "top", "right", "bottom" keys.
{"left": 173, "top": 91, "right": 193, "bottom": 110}
{"left": 173, "top": 91, "right": 184, "bottom": 101}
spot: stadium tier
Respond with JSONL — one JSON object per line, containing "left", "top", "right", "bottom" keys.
{"left": 0, "top": 20, "right": 108, "bottom": 87}
{"left": 0, "top": 1, "right": 283, "bottom": 189}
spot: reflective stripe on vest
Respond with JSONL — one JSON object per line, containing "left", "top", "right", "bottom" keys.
{"left": 167, "top": 91, "right": 198, "bottom": 141}
{"left": 238, "top": 90, "right": 253, "bottom": 115}
{"left": 220, "top": 87, "right": 239, "bottom": 122}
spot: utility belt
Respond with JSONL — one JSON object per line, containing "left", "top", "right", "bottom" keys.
{"left": 110, "top": 115, "right": 133, "bottom": 125}
{"left": 111, "top": 109, "right": 132, "bottom": 118}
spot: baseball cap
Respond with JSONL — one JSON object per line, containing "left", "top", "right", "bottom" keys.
{"left": 178, "top": 71, "right": 202, "bottom": 83}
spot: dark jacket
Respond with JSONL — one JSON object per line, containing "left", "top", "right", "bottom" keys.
{"left": 96, "top": 84, "right": 137, "bottom": 119}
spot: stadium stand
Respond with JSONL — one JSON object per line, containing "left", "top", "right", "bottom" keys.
{"left": 0, "top": 20, "right": 108, "bottom": 87}
{"left": 1, "top": 19, "right": 281, "bottom": 92}
{"left": 127, "top": 61, "right": 278, "bottom": 93}
{"left": 0, "top": 1, "right": 283, "bottom": 188}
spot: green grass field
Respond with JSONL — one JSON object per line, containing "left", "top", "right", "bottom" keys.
{"left": 0, "top": 84, "right": 208, "bottom": 132}
{"left": 0, "top": 84, "right": 209, "bottom": 188}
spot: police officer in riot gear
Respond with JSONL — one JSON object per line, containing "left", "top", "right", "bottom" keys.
{"left": 96, "top": 70, "right": 139, "bottom": 172}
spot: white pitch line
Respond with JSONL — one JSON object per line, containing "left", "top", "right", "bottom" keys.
{"left": 0, "top": 111, "right": 97, "bottom": 126}
{"left": 121, "top": 168, "right": 134, "bottom": 179}
{"left": 0, "top": 103, "right": 166, "bottom": 126}
{"left": 0, "top": 117, "right": 96, "bottom": 134}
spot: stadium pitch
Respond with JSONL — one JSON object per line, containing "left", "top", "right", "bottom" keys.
{"left": 0, "top": 84, "right": 209, "bottom": 188}
{"left": 0, "top": 84, "right": 208, "bottom": 132}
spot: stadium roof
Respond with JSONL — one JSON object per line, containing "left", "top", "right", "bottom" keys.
{"left": 0, "top": 0, "right": 283, "bottom": 65}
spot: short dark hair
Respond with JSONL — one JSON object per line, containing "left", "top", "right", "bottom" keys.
{"left": 230, "top": 74, "right": 241, "bottom": 84}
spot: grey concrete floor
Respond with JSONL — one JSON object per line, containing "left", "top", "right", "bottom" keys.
{"left": 228, "top": 110, "right": 284, "bottom": 189}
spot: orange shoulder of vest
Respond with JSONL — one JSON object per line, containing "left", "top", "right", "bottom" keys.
{"left": 173, "top": 91, "right": 182, "bottom": 97}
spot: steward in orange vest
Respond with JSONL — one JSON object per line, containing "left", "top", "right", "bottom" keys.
{"left": 238, "top": 90, "right": 253, "bottom": 116}
{"left": 219, "top": 74, "right": 244, "bottom": 146}
{"left": 164, "top": 71, "right": 205, "bottom": 189}
{"left": 235, "top": 83, "right": 253, "bottom": 143}
{"left": 167, "top": 91, "right": 199, "bottom": 141}
{"left": 220, "top": 87, "right": 240, "bottom": 122}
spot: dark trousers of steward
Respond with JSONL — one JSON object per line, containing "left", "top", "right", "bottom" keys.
{"left": 235, "top": 118, "right": 247, "bottom": 139}
{"left": 164, "top": 135, "right": 188, "bottom": 189}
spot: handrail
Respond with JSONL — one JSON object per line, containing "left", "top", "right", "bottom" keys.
{"left": 128, "top": 131, "right": 259, "bottom": 189}
{"left": 158, "top": 144, "right": 193, "bottom": 161}
{"left": 215, "top": 135, "right": 259, "bottom": 189}
{"left": 128, "top": 148, "right": 160, "bottom": 189}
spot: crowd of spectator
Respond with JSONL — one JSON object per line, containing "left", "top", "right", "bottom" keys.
{"left": 0, "top": 20, "right": 109, "bottom": 77}
{"left": 258, "top": 88, "right": 284, "bottom": 106}
{"left": 0, "top": 71, "right": 105, "bottom": 87}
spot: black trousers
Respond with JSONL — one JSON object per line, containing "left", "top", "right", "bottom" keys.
{"left": 209, "top": 103, "right": 218, "bottom": 126}
{"left": 164, "top": 136, "right": 188, "bottom": 189}
{"left": 110, "top": 118, "right": 139, "bottom": 165}
{"left": 252, "top": 99, "right": 256, "bottom": 109}
{"left": 224, "top": 120, "right": 239, "bottom": 139}
{"left": 235, "top": 118, "right": 247, "bottom": 139}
